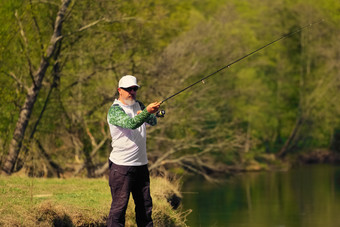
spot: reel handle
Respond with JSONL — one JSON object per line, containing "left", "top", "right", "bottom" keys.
{"left": 156, "top": 110, "right": 166, "bottom": 118}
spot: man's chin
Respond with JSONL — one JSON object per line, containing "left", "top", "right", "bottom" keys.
{"left": 124, "top": 99, "right": 136, "bottom": 106}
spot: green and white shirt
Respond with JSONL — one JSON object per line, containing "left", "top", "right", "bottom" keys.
{"left": 107, "top": 99, "right": 157, "bottom": 166}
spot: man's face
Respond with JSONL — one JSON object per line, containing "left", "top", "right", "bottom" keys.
{"left": 118, "top": 86, "right": 138, "bottom": 105}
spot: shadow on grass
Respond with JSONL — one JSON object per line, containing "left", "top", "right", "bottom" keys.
{"left": 36, "top": 202, "right": 106, "bottom": 226}
{"left": 37, "top": 207, "right": 73, "bottom": 226}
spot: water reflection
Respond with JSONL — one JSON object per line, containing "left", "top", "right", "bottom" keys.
{"left": 182, "top": 164, "right": 340, "bottom": 227}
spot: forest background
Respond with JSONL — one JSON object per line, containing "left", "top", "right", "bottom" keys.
{"left": 0, "top": 0, "right": 339, "bottom": 179}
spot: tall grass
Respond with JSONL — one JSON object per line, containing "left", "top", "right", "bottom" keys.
{"left": 0, "top": 175, "right": 190, "bottom": 226}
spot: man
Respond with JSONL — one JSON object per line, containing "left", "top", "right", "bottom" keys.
{"left": 107, "top": 75, "right": 160, "bottom": 227}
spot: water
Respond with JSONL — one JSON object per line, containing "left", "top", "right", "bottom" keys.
{"left": 182, "top": 164, "right": 340, "bottom": 227}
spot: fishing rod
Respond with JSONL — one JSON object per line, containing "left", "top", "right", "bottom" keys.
{"left": 159, "top": 19, "right": 324, "bottom": 109}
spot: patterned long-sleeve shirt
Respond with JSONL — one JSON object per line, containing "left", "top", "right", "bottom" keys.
{"left": 107, "top": 101, "right": 157, "bottom": 129}
{"left": 107, "top": 99, "right": 157, "bottom": 166}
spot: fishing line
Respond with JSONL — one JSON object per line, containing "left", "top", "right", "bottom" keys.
{"left": 160, "top": 19, "right": 324, "bottom": 105}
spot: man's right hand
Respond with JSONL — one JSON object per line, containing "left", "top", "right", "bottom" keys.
{"left": 146, "top": 102, "right": 161, "bottom": 114}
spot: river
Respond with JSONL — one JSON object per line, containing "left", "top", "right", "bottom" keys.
{"left": 182, "top": 164, "right": 340, "bottom": 227}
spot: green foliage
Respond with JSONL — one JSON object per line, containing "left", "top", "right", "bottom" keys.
{"left": 0, "top": 0, "right": 339, "bottom": 174}
{"left": 148, "top": 0, "right": 340, "bottom": 164}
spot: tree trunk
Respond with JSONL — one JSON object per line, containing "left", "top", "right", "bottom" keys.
{"left": 277, "top": 116, "right": 304, "bottom": 158}
{"left": 2, "top": 89, "right": 38, "bottom": 174}
{"left": 1, "top": 0, "right": 71, "bottom": 175}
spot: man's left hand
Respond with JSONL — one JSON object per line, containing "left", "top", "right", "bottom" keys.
{"left": 146, "top": 102, "right": 161, "bottom": 114}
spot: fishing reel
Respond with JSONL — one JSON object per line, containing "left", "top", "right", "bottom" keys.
{"left": 156, "top": 110, "right": 166, "bottom": 118}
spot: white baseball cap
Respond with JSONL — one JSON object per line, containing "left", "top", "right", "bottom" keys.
{"left": 118, "top": 75, "right": 140, "bottom": 88}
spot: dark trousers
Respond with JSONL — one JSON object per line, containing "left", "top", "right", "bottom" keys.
{"left": 107, "top": 161, "right": 153, "bottom": 227}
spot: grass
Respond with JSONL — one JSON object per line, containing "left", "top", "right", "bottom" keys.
{"left": 0, "top": 175, "right": 190, "bottom": 226}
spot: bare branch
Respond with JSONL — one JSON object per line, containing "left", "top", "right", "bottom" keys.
{"left": 100, "top": 121, "right": 106, "bottom": 137}
{"left": 15, "top": 10, "right": 35, "bottom": 85}
{"left": 62, "top": 18, "right": 105, "bottom": 38}
{"left": 85, "top": 124, "right": 110, "bottom": 157}
{"left": 90, "top": 136, "right": 109, "bottom": 158}
{"left": 85, "top": 125, "right": 97, "bottom": 148}
{"left": 29, "top": 0, "right": 44, "bottom": 54}
{"left": 63, "top": 17, "right": 137, "bottom": 38}
{"left": 72, "top": 134, "right": 110, "bottom": 177}
{"left": 45, "top": 0, "right": 71, "bottom": 59}
{"left": 149, "top": 148, "right": 177, "bottom": 170}
{"left": 180, "top": 161, "right": 218, "bottom": 182}
{"left": 78, "top": 19, "right": 104, "bottom": 32}
{"left": 94, "top": 162, "right": 109, "bottom": 176}
{"left": 61, "top": 72, "right": 97, "bottom": 92}
{"left": 31, "top": 0, "right": 59, "bottom": 6}
{"left": 3, "top": 71, "right": 29, "bottom": 93}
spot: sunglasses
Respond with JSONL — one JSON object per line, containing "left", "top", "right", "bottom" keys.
{"left": 121, "top": 86, "right": 138, "bottom": 92}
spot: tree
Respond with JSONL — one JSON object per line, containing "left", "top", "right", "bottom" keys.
{"left": 0, "top": 0, "right": 193, "bottom": 176}
{"left": 1, "top": 0, "right": 71, "bottom": 175}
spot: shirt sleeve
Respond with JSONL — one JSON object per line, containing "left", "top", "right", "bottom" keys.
{"left": 108, "top": 105, "right": 154, "bottom": 129}
{"left": 138, "top": 101, "right": 157, "bottom": 126}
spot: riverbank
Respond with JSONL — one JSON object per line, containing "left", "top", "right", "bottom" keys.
{"left": 294, "top": 149, "right": 340, "bottom": 165}
{"left": 0, "top": 176, "right": 189, "bottom": 226}
{"left": 247, "top": 149, "right": 340, "bottom": 171}
{"left": 198, "top": 149, "right": 340, "bottom": 180}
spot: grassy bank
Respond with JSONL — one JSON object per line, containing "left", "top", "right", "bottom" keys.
{"left": 0, "top": 176, "right": 189, "bottom": 226}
